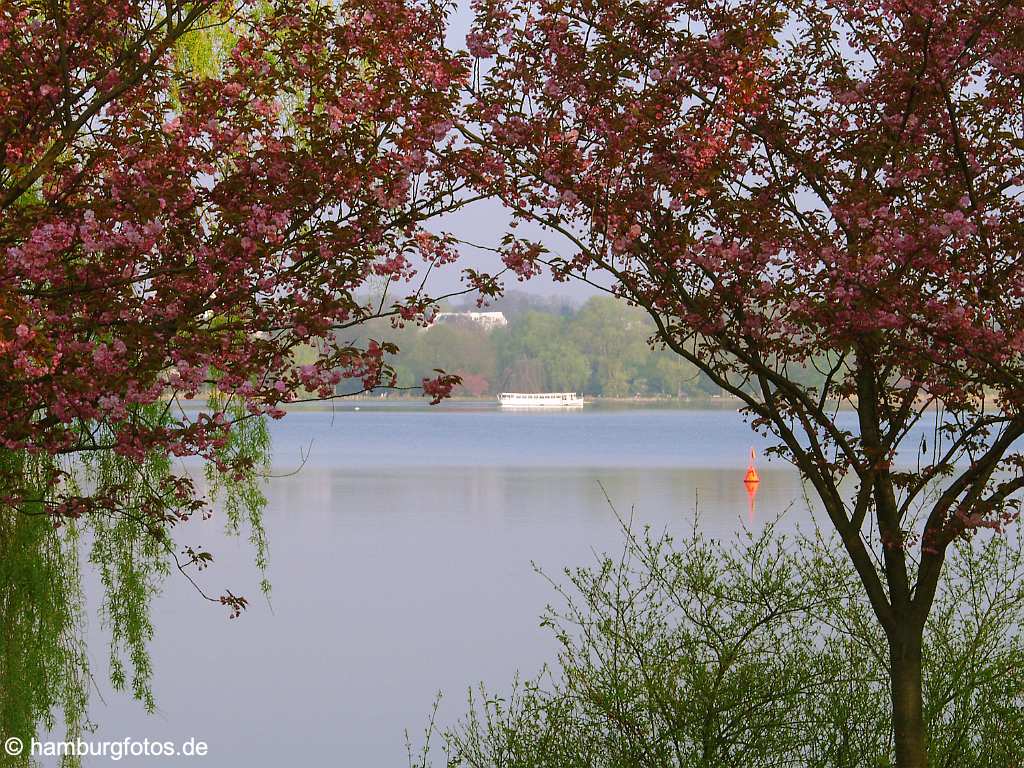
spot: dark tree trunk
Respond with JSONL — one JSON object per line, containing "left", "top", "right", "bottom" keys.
{"left": 889, "top": 632, "right": 928, "bottom": 768}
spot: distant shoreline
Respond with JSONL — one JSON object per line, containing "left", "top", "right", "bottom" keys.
{"left": 274, "top": 394, "right": 1005, "bottom": 413}
{"left": 341, "top": 393, "right": 742, "bottom": 402}
{"left": 178, "top": 392, "right": 1004, "bottom": 411}
{"left": 173, "top": 394, "right": 746, "bottom": 412}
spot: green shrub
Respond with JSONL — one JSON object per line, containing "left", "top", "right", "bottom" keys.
{"left": 413, "top": 520, "right": 1024, "bottom": 768}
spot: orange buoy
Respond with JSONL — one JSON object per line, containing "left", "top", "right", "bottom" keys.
{"left": 743, "top": 448, "right": 760, "bottom": 522}
{"left": 743, "top": 447, "right": 760, "bottom": 484}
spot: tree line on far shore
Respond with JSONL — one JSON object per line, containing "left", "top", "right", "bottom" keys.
{"left": 347, "top": 292, "right": 832, "bottom": 400}
{"left": 347, "top": 293, "right": 720, "bottom": 398}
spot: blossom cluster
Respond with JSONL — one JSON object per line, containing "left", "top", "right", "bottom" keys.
{"left": 1, "top": 0, "right": 468, "bottom": 520}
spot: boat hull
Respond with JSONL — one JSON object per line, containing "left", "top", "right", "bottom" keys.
{"left": 498, "top": 392, "right": 584, "bottom": 408}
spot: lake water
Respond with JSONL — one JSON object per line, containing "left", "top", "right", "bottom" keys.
{"left": 73, "top": 403, "right": 916, "bottom": 766}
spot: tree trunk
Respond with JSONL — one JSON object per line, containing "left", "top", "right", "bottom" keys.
{"left": 889, "top": 633, "right": 928, "bottom": 768}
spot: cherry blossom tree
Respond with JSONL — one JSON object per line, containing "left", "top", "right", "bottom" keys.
{"left": 0, "top": 0, "right": 473, "bottom": 745}
{"left": 459, "top": 0, "right": 1024, "bottom": 764}
{"left": 1, "top": 0, "right": 475, "bottom": 579}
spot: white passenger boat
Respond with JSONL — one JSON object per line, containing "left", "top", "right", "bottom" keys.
{"left": 498, "top": 392, "right": 585, "bottom": 408}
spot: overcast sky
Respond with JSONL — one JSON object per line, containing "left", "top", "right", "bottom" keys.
{"left": 412, "top": 1, "right": 606, "bottom": 302}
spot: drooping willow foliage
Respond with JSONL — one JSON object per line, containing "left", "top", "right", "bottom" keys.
{"left": 0, "top": 399, "right": 271, "bottom": 766}
{"left": 0, "top": 451, "right": 89, "bottom": 763}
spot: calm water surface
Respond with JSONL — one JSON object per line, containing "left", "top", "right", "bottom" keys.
{"left": 74, "top": 404, "right": 898, "bottom": 766}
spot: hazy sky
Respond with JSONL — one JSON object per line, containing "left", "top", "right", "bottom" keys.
{"left": 423, "top": 198, "right": 610, "bottom": 302}
{"left": 412, "top": 1, "right": 606, "bottom": 302}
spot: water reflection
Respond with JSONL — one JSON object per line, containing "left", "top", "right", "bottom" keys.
{"left": 73, "top": 408, "right": 824, "bottom": 767}
{"left": 77, "top": 464, "right": 809, "bottom": 768}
